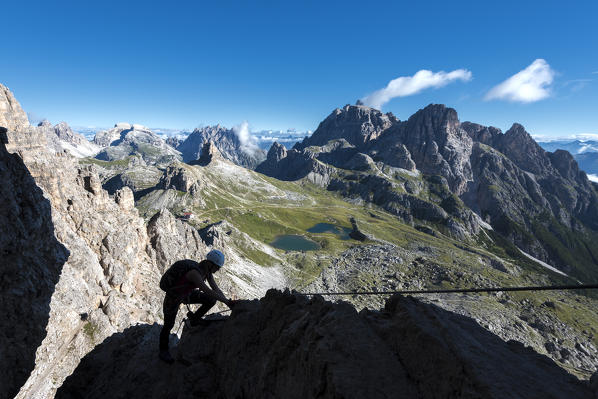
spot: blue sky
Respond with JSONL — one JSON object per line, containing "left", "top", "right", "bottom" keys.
{"left": 1, "top": 1, "right": 597, "bottom": 136}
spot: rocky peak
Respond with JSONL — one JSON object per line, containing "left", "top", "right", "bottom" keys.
{"left": 0, "top": 83, "right": 30, "bottom": 131}
{"left": 296, "top": 104, "right": 395, "bottom": 150}
{"left": 38, "top": 119, "right": 52, "bottom": 127}
{"left": 400, "top": 104, "right": 473, "bottom": 194}
{"left": 159, "top": 163, "right": 201, "bottom": 193}
{"left": 461, "top": 121, "right": 502, "bottom": 146}
{"left": 403, "top": 104, "right": 461, "bottom": 141}
{"left": 191, "top": 140, "right": 222, "bottom": 166}
{"left": 178, "top": 125, "right": 266, "bottom": 169}
{"left": 54, "top": 121, "right": 76, "bottom": 140}
{"left": 165, "top": 136, "right": 182, "bottom": 149}
{"left": 505, "top": 123, "right": 526, "bottom": 137}
{"left": 548, "top": 149, "right": 586, "bottom": 183}
{"left": 266, "top": 141, "right": 287, "bottom": 162}
{"left": 496, "top": 123, "right": 552, "bottom": 175}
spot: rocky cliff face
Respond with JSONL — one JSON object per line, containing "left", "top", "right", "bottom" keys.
{"left": 178, "top": 125, "right": 266, "bottom": 169}
{"left": 393, "top": 105, "right": 473, "bottom": 195}
{"left": 0, "top": 127, "right": 69, "bottom": 399}
{"left": 188, "top": 140, "right": 224, "bottom": 166}
{"left": 6, "top": 145, "right": 165, "bottom": 398}
{"left": 537, "top": 138, "right": 598, "bottom": 178}
{"left": 461, "top": 122, "right": 598, "bottom": 278}
{"left": 256, "top": 142, "right": 335, "bottom": 186}
{"left": 56, "top": 290, "right": 593, "bottom": 399}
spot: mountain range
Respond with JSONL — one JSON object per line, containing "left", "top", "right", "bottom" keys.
{"left": 1, "top": 82, "right": 598, "bottom": 398}
{"left": 257, "top": 104, "right": 598, "bottom": 281}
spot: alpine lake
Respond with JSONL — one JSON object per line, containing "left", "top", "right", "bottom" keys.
{"left": 270, "top": 223, "right": 353, "bottom": 251}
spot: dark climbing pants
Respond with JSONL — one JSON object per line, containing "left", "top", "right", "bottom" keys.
{"left": 159, "top": 290, "right": 217, "bottom": 351}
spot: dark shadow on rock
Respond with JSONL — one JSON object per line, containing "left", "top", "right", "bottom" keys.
{"left": 53, "top": 290, "right": 593, "bottom": 399}
{"left": 133, "top": 186, "right": 157, "bottom": 202}
{"left": 56, "top": 324, "right": 172, "bottom": 399}
{"left": 0, "top": 128, "right": 69, "bottom": 399}
{"left": 109, "top": 128, "right": 133, "bottom": 147}
{"left": 102, "top": 173, "right": 126, "bottom": 195}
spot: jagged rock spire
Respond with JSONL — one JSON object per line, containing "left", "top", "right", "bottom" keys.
{"left": 0, "top": 83, "right": 30, "bottom": 131}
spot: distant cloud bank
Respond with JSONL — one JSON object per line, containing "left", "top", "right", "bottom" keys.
{"left": 485, "top": 59, "right": 555, "bottom": 103}
{"left": 361, "top": 69, "right": 472, "bottom": 110}
{"left": 588, "top": 174, "right": 598, "bottom": 183}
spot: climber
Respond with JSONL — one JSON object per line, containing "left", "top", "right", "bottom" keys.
{"left": 158, "top": 249, "right": 235, "bottom": 364}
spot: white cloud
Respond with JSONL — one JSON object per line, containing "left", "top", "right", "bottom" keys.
{"left": 485, "top": 59, "right": 555, "bottom": 103}
{"left": 233, "top": 121, "right": 260, "bottom": 155}
{"left": 588, "top": 174, "right": 598, "bottom": 183}
{"left": 361, "top": 69, "right": 472, "bottom": 110}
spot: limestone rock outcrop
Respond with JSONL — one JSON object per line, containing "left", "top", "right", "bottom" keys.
{"left": 0, "top": 128, "right": 69, "bottom": 399}
{"left": 158, "top": 164, "right": 201, "bottom": 194}
{"left": 393, "top": 104, "right": 473, "bottom": 195}
{"left": 0, "top": 83, "right": 29, "bottom": 131}
{"left": 188, "top": 140, "right": 223, "bottom": 166}
{"left": 147, "top": 209, "right": 208, "bottom": 272}
{"left": 256, "top": 142, "right": 335, "bottom": 187}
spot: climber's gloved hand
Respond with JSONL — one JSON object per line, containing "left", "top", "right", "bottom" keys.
{"left": 226, "top": 299, "right": 238, "bottom": 309}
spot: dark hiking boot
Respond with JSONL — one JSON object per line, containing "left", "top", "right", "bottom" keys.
{"left": 159, "top": 350, "right": 174, "bottom": 364}
{"left": 186, "top": 312, "right": 210, "bottom": 327}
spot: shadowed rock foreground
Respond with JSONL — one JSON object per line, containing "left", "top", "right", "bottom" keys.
{"left": 57, "top": 290, "right": 593, "bottom": 399}
{"left": 0, "top": 129, "right": 69, "bottom": 399}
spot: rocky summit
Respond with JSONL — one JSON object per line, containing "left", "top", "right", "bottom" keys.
{"left": 93, "top": 123, "right": 181, "bottom": 164}
{"left": 176, "top": 125, "right": 266, "bottom": 169}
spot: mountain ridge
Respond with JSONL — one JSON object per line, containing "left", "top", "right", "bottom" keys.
{"left": 257, "top": 103, "right": 598, "bottom": 280}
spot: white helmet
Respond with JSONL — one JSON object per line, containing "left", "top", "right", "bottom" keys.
{"left": 206, "top": 249, "right": 225, "bottom": 268}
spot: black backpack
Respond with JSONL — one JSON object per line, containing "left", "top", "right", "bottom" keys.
{"left": 159, "top": 259, "right": 203, "bottom": 292}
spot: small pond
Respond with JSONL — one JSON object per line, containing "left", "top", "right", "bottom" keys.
{"left": 270, "top": 235, "right": 320, "bottom": 251}
{"left": 307, "top": 223, "right": 352, "bottom": 240}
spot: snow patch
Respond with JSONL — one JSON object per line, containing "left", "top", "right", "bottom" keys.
{"left": 475, "top": 216, "right": 493, "bottom": 230}
{"left": 517, "top": 248, "right": 568, "bottom": 277}
{"left": 60, "top": 141, "right": 101, "bottom": 158}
